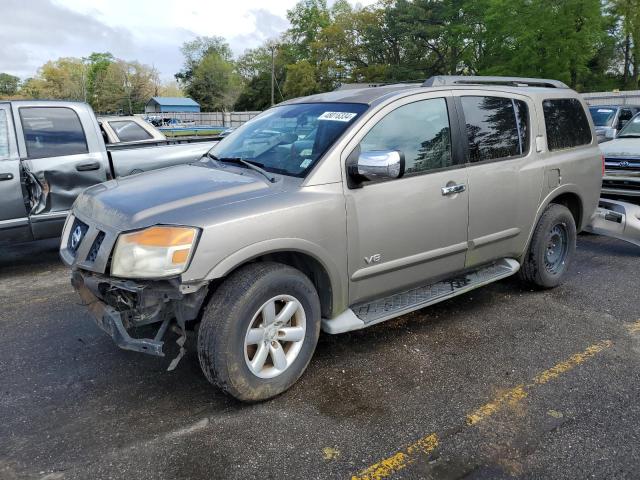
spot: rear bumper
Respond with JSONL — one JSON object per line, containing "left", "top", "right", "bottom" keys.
{"left": 71, "top": 271, "right": 169, "bottom": 356}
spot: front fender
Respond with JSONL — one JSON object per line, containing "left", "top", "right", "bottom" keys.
{"left": 203, "top": 238, "right": 347, "bottom": 316}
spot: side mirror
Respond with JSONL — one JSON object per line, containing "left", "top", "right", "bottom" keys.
{"left": 349, "top": 149, "right": 405, "bottom": 185}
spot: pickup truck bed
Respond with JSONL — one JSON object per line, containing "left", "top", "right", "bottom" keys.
{"left": 0, "top": 100, "right": 219, "bottom": 244}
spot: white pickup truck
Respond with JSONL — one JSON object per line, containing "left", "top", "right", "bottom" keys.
{"left": 0, "top": 100, "right": 220, "bottom": 244}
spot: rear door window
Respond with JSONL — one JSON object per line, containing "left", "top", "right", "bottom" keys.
{"left": 543, "top": 99, "right": 592, "bottom": 150}
{"left": 108, "top": 120, "right": 153, "bottom": 142}
{"left": 19, "top": 107, "right": 88, "bottom": 159}
{"left": 460, "top": 96, "right": 529, "bottom": 162}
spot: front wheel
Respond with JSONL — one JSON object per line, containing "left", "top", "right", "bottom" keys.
{"left": 197, "top": 262, "right": 321, "bottom": 401}
{"left": 519, "top": 203, "right": 577, "bottom": 289}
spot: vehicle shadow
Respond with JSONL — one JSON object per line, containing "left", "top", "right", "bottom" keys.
{"left": 0, "top": 237, "right": 62, "bottom": 277}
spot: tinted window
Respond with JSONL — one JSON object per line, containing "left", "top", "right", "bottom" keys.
{"left": 109, "top": 120, "right": 153, "bottom": 142}
{"left": 359, "top": 98, "right": 452, "bottom": 174}
{"left": 20, "top": 107, "right": 88, "bottom": 159}
{"left": 618, "top": 109, "right": 634, "bottom": 129}
{"left": 0, "top": 110, "right": 9, "bottom": 160}
{"left": 543, "top": 99, "right": 592, "bottom": 150}
{"left": 461, "top": 96, "right": 526, "bottom": 162}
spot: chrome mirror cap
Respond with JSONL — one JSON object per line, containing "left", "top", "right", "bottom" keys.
{"left": 354, "top": 150, "right": 405, "bottom": 183}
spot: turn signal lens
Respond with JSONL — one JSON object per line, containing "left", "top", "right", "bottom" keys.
{"left": 111, "top": 226, "right": 199, "bottom": 279}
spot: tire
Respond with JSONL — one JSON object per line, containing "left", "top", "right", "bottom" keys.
{"left": 197, "top": 262, "right": 321, "bottom": 402}
{"left": 519, "top": 203, "right": 576, "bottom": 289}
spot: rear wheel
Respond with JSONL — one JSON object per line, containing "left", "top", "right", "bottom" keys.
{"left": 197, "top": 262, "right": 321, "bottom": 401}
{"left": 519, "top": 204, "right": 576, "bottom": 289}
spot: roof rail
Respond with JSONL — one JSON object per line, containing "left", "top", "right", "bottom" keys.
{"left": 423, "top": 75, "right": 570, "bottom": 89}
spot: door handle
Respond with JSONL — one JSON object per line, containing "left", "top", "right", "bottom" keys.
{"left": 441, "top": 183, "right": 466, "bottom": 196}
{"left": 75, "top": 161, "right": 101, "bottom": 172}
{"left": 0, "top": 173, "right": 14, "bottom": 181}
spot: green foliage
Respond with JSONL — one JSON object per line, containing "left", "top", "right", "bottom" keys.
{"left": 0, "top": 73, "right": 20, "bottom": 96}
{"left": 186, "top": 52, "right": 242, "bottom": 112}
{"left": 284, "top": 60, "right": 318, "bottom": 98}
{"left": 8, "top": 0, "right": 640, "bottom": 109}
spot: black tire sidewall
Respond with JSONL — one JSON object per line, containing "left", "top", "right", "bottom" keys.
{"left": 529, "top": 205, "right": 577, "bottom": 288}
{"left": 199, "top": 264, "right": 321, "bottom": 401}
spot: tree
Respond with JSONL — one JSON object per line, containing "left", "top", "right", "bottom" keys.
{"left": 0, "top": 73, "right": 20, "bottom": 96}
{"left": 283, "top": 60, "right": 318, "bottom": 98}
{"left": 613, "top": 0, "right": 640, "bottom": 88}
{"left": 175, "top": 36, "right": 233, "bottom": 86}
{"left": 186, "top": 52, "right": 242, "bottom": 111}
{"left": 84, "top": 52, "right": 115, "bottom": 107}
{"left": 478, "top": 0, "right": 609, "bottom": 89}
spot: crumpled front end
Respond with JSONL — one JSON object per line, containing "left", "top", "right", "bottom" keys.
{"left": 61, "top": 209, "right": 208, "bottom": 362}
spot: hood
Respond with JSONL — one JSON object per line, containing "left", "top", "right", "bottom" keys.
{"left": 74, "top": 163, "right": 284, "bottom": 230}
{"left": 600, "top": 138, "right": 640, "bottom": 158}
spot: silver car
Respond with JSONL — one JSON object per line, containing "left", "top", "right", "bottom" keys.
{"left": 61, "top": 76, "right": 602, "bottom": 401}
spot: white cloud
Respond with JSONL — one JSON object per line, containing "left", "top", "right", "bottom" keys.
{"left": 0, "top": 0, "right": 376, "bottom": 80}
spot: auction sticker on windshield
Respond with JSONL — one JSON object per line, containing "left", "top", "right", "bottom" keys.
{"left": 318, "top": 112, "right": 358, "bottom": 122}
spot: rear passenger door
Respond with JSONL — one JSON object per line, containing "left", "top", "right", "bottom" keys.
{"left": 14, "top": 105, "right": 109, "bottom": 239}
{"left": 458, "top": 92, "right": 543, "bottom": 268}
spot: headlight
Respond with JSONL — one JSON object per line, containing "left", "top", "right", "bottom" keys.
{"left": 111, "top": 226, "right": 199, "bottom": 279}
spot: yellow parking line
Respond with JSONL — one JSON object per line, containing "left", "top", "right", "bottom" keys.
{"left": 350, "top": 340, "right": 612, "bottom": 479}
{"left": 466, "top": 385, "right": 527, "bottom": 425}
{"left": 351, "top": 433, "right": 438, "bottom": 480}
{"left": 626, "top": 320, "right": 640, "bottom": 334}
{"left": 533, "top": 340, "right": 612, "bottom": 385}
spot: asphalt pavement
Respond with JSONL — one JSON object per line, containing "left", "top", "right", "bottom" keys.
{"left": 1, "top": 234, "right": 639, "bottom": 479}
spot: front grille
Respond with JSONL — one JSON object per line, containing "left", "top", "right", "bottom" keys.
{"left": 605, "top": 157, "right": 640, "bottom": 172}
{"left": 67, "top": 218, "right": 89, "bottom": 254}
{"left": 602, "top": 179, "right": 640, "bottom": 191}
{"left": 86, "top": 231, "right": 105, "bottom": 263}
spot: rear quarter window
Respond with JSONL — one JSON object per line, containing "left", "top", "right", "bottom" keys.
{"left": 543, "top": 99, "right": 592, "bottom": 150}
{"left": 108, "top": 120, "right": 153, "bottom": 142}
{"left": 19, "top": 107, "right": 88, "bottom": 159}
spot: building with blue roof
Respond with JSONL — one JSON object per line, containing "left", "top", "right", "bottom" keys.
{"left": 145, "top": 97, "right": 201, "bottom": 113}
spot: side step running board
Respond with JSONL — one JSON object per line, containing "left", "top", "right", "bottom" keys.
{"left": 585, "top": 199, "right": 640, "bottom": 248}
{"left": 322, "top": 258, "right": 520, "bottom": 334}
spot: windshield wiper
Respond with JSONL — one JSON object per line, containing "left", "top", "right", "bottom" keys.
{"left": 617, "top": 134, "right": 640, "bottom": 138}
{"left": 206, "top": 153, "right": 276, "bottom": 183}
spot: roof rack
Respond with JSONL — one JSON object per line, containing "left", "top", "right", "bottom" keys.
{"left": 423, "top": 75, "right": 569, "bottom": 89}
{"left": 335, "top": 80, "right": 423, "bottom": 91}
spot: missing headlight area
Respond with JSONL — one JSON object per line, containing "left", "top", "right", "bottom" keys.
{"left": 72, "top": 270, "right": 208, "bottom": 367}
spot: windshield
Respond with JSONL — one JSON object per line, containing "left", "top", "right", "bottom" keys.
{"left": 205, "top": 102, "right": 368, "bottom": 177}
{"left": 617, "top": 113, "right": 640, "bottom": 137}
{"left": 589, "top": 107, "right": 616, "bottom": 127}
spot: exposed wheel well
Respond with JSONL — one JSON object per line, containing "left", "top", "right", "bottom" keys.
{"left": 549, "top": 192, "right": 583, "bottom": 229}
{"left": 220, "top": 252, "right": 333, "bottom": 318}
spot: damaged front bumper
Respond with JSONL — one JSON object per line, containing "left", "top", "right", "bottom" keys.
{"left": 71, "top": 269, "right": 207, "bottom": 358}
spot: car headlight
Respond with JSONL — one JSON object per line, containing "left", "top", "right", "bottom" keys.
{"left": 111, "top": 226, "right": 199, "bottom": 279}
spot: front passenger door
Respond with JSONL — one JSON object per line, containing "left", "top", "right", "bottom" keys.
{"left": 344, "top": 94, "right": 469, "bottom": 304}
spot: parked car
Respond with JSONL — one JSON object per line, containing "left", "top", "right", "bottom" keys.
{"left": 588, "top": 104, "right": 640, "bottom": 143}
{"left": 98, "top": 115, "right": 166, "bottom": 144}
{"left": 0, "top": 101, "right": 219, "bottom": 245}
{"left": 61, "top": 76, "right": 602, "bottom": 401}
{"left": 599, "top": 112, "right": 640, "bottom": 199}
